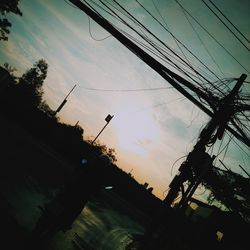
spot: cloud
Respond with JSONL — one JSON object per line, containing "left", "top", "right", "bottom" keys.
{"left": 0, "top": 34, "right": 33, "bottom": 74}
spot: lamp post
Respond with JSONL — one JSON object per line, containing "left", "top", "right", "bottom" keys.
{"left": 91, "top": 114, "right": 114, "bottom": 145}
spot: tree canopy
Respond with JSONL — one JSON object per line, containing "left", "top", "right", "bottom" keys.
{"left": 203, "top": 167, "right": 250, "bottom": 222}
{"left": 0, "top": 0, "right": 22, "bottom": 41}
{"left": 19, "top": 59, "right": 48, "bottom": 107}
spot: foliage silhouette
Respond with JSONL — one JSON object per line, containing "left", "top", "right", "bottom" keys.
{"left": 203, "top": 167, "right": 250, "bottom": 222}
{"left": 0, "top": 0, "right": 22, "bottom": 41}
{"left": 19, "top": 59, "right": 48, "bottom": 108}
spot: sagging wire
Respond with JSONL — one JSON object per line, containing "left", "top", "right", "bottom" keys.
{"left": 88, "top": 17, "right": 112, "bottom": 41}
{"left": 170, "top": 155, "right": 188, "bottom": 176}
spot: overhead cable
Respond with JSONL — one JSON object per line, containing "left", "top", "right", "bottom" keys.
{"left": 151, "top": 0, "right": 192, "bottom": 72}
{"left": 180, "top": 2, "right": 225, "bottom": 77}
{"left": 201, "top": 0, "right": 250, "bottom": 52}
{"left": 174, "top": 0, "right": 249, "bottom": 73}
{"left": 108, "top": 0, "right": 221, "bottom": 83}
{"left": 100, "top": 0, "right": 208, "bottom": 89}
{"left": 135, "top": 0, "right": 226, "bottom": 92}
{"left": 88, "top": 17, "right": 112, "bottom": 41}
{"left": 207, "top": 0, "right": 250, "bottom": 44}
{"left": 80, "top": 86, "right": 173, "bottom": 92}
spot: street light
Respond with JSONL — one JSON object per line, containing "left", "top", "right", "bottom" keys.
{"left": 91, "top": 114, "right": 114, "bottom": 144}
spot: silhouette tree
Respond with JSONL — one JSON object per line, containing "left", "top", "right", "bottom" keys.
{"left": 0, "top": 63, "right": 16, "bottom": 92}
{"left": 203, "top": 168, "right": 250, "bottom": 222}
{"left": 39, "top": 100, "right": 55, "bottom": 116}
{"left": 0, "top": 0, "right": 22, "bottom": 41}
{"left": 2, "top": 62, "right": 17, "bottom": 82}
{"left": 3, "top": 62, "right": 17, "bottom": 74}
{"left": 18, "top": 59, "right": 48, "bottom": 108}
{"left": 89, "top": 141, "right": 117, "bottom": 163}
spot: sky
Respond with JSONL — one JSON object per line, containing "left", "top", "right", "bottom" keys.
{"left": 0, "top": 0, "right": 249, "bottom": 199}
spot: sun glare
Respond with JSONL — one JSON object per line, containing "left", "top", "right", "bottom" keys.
{"left": 113, "top": 109, "right": 159, "bottom": 155}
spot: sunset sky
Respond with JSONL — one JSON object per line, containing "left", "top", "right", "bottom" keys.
{"left": 1, "top": 0, "right": 249, "bottom": 199}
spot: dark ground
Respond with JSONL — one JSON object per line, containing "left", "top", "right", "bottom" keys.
{"left": 0, "top": 115, "right": 147, "bottom": 250}
{"left": 2, "top": 115, "right": 247, "bottom": 250}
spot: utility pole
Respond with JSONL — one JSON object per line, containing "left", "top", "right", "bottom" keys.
{"left": 53, "top": 84, "right": 76, "bottom": 117}
{"left": 91, "top": 114, "right": 114, "bottom": 145}
{"left": 140, "top": 74, "right": 246, "bottom": 247}
{"left": 163, "top": 74, "right": 246, "bottom": 208}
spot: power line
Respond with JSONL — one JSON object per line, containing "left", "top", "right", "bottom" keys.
{"left": 100, "top": 0, "right": 207, "bottom": 87}
{"left": 234, "top": 117, "right": 250, "bottom": 138}
{"left": 239, "top": 164, "right": 250, "bottom": 178}
{"left": 134, "top": 0, "right": 229, "bottom": 97}
{"left": 179, "top": 1, "right": 225, "bottom": 77}
{"left": 232, "top": 136, "right": 250, "bottom": 158}
{"left": 152, "top": 0, "right": 226, "bottom": 82}
{"left": 174, "top": 0, "right": 250, "bottom": 73}
{"left": 107, "top": 0, "right": 222, "bottom": 84}
{"left": 135, "top": 0, "right": 223, "bottom": 85}
{"left": 170, "top": 155, "right": 187, "bottom": 176}
{"left": 117, "top": 27, "right": 206, "bottom": 82}
{"left": 220, "top": 133, "right": 233, "bottom": 162}
{"left": 110, "top": 19, "right": 198, "bottom": 80}
{"left": 207, "top": 0, "right": 250, "bottom": 44}
{"left": 101, "top": 0, "right": 206, "bottom": 84}
{"left": 64, "top": 0, "right": 78, "bottom": 8}
{"left": 201, "top": 0, "right": 250, "bottom": 52}
{"left": 106, "top": 0, "right": 194, "bottom": 74}
{"left": 218, "top": 159, "right": 230, "bottom": 171}
{"left": 79, "top": 86, "right": 173, "bottom": 92}
{"left": 66, "top": 0, "right": 248, "bottom": 185}
{"left": 151, "top": 0, "right": 192, "bottom": 72}
{"left": 88, "top": 16, "right": 112, "bottom": 41}
{"left": 97, "top": 0, "right": 229, "bottom": 94}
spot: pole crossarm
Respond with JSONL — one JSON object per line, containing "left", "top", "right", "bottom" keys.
{"left": 68, "top": 0, "right": 249, "bottom": 148}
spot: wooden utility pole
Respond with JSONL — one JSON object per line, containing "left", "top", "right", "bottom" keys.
{"left": 163, "top": 73, "right": 246, "bottom": 208}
